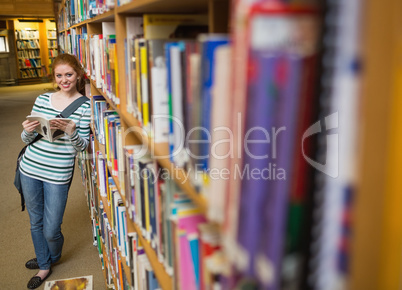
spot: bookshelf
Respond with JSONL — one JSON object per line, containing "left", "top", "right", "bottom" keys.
{"left": 14, "top": 28, "right": 43, "bottom": 80}
{"left": 350, "top": 0, "right": 402, "bottom": 289}
{"left": 47, "top": 27, "right": 58, "bottom": 74}
{"left": 57, "top": 0, "right": 402, "bottom": 289}
{"left": 58, "top": 0, "right": 229, "bottom": 288}
{"left": 13, "top": 19, "right": 58, "bottom": 84}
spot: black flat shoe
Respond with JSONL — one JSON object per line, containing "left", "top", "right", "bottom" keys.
{"left": 25, "top": 258, "right": 39, "bottom": 270}
{"left": 27, "top": 269, "right": 52, "bottom": 289}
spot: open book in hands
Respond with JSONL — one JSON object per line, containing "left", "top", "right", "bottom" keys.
{"left": 27, "top": 113, "right": 73, "bottom": 142}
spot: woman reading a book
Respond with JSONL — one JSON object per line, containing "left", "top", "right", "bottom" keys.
{"left": 19, "top": 54, "right": 91, "bottom": 289}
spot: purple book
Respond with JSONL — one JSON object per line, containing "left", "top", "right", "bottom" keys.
{"left": 236, "top": 52, "right": 303, "bottom": 289}
{"left": 257, "top": 55, "right": 302, "bottom": 290}
{"left": 236, "top": 53, "right": 279, "bottom": 277}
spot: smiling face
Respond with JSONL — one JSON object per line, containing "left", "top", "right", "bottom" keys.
{"left": 54, "top": 64, "right": 79, "bottom": 95}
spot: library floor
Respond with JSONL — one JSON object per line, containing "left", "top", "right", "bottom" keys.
{"left": 0, "top": 83, "right": 105, "bottom": 289}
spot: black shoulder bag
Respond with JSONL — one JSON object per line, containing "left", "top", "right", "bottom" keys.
{"left": 14, "top": 96, "right": 89, "bottom": 211}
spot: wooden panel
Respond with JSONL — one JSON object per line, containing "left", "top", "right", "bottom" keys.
{"left": 38, "top": 22, "right": 49, "bottom": 74}
{"left": 350, "top": 0, "right": 399, "bottom": 289}
{"left": 0, "top": 4, "right": 14, "bottom": 11}
{"left": 378, "top": 0, "right": 402, "bottom": 287}
{"left": 0, "top": 0, "right": 54, "bottom": 17}
{"left": 116, "top": 0, "right": 208, "bottom": 14}
{"left": 208, "top": 0, "right": 230, "bottom": 33}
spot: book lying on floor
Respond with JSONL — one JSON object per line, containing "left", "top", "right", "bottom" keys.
{"left": 44, "top": 275, "right": 93, "bottom": 290}
{"left": 27, "top": 113, "right": 73, "bottom": 142}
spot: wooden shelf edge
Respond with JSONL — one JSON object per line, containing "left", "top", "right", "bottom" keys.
{"left": 101, "top": 242, "right": 120, "bottom": 289}
{"left": 116, "top": 0, "right": 161, "bottom": 13}
{"left": 57, "top": 0, "right": 66, "bottom": 17}
{"left": 116, "top": 0, "right": 208, "bottom": 14}
{"left": 59, "top": 9, "right": 115, "bottom": 32}
{"left": 96, "top": 139, "right": 126, "bottom": 206}
{"left": 90, "top": 79, "right": 119, "bottom": 112}
{"left": 100, "top": 195, "right": 133, "bottom": 287}
{"left": 83, "top": 194, "right": 114, "bottom": 289}
{"left": 93, "top": 125, "right": 172, "bottom": 290}
{"left": 132, "top": 222, "right": 173, "bottom": 290}
{"left": 119, "top": 110, "right": 208, "bottom": 213}
{"left": 91, "top": 9, "right": 115, "bottom": 23}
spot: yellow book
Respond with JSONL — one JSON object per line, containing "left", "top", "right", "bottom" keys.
{"left": 135, "top": 39, "right": 142, "bottom": 124}
{"left": 140, "top": 42, "right": 149, "bottom": 128}
{"left": 113, "top": 41, "right": 119, "bottom": 106}
{"left": 104, "top": 114, "right": 111, "bottom": 168}
{"left": 109, "top": 181, "right": 114, "bottom": 227}
{"left": 178, "top": 207, "right": 202, "bottom": 217}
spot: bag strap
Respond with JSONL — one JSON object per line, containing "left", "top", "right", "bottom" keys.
{"left": 57, "top": 95, "right": 89, "bottom": 118}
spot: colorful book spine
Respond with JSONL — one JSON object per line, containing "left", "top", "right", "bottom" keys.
{"left": 198, "top": 35, "right": 229, "bottom": 171}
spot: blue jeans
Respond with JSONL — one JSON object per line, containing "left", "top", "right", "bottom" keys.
{"left": 20, "top": 171, "right": 69, "bottom": 270}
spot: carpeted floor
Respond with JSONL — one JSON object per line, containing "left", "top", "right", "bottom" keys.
{"left": 0, "top": 83, "right": 105, "bottom": 289}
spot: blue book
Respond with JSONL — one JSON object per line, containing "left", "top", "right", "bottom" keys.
{"left": 88, "top": 0, "right": 97, "bottom": 18}
{"left": 189, "top": 235, "right": 200, "bottom": 289}
{"left": 198, "top": 34, "right": 229, "bottom": 171}
{"left": 70, "top": 0, "right": 75, "bottom": 24}
{"left": 147, "top": 269, "right": 159, "bottom": 290}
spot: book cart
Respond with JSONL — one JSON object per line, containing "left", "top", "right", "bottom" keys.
{"left": 56, "top": 0, "right": 402, "bottom": 289}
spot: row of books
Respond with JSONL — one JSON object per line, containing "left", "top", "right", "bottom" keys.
{"left": 59, "top": 0, "right": 162, "bottom": 32}
{"left": 48, "top": 40, "right": 58, "bottom": 48}
{"left": 47, "top": 29, "right": 57, "bottom": 39}
{"left": 20, "top": 68, "right": 43, "bottom": 78}
{"left": 17, "top": 50, "right": 40, "bottom": 58}
{"left": 71, "top": 1, "right": 363, "bottom": 289}
{"left": 60, "top": 33, "right": 114, "bottom": 101}
{"left": 78, "top": 129, "right": 227, "bottom": 289}
{"left": 64, "top": 27, "right": 85, "bottom": 71}
{"left": 16, "top": 39, "right": 40, "bottom": 49}
{"left": 18, "top": 58, "right": 42, "bottom": 68}
{"left": 89, "top": 28, "right": 119, "bottom": 105}
{"left": 15, "top": 29, "right": 39, "bottom": 40}
{"left": 58, "top": 0, "right": 114, "bottom": 31}
{"left": 123, "top": 15, "right": 230, "bottom": 195}
{"left": 80, "top": 146, "right": 148, "bottom": 290}
{"left": 49, "top": 49, "right": 58, "bottom": 58}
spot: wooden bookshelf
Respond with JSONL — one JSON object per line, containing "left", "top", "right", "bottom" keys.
{"left": 59, "top": 0, "right": 228, "bottom": 288}
{"left": 13, "top": 19, "right": 57, "bottom": 82}
{"left": 90, "top": 78, "right": 208, "bottom": 213}
{"left": 58, "top": 0, "right": 402, "bottom": 289}
{"left": 350, "top": 0, "right": 402, "bottom": 289}
{"left": 100, "top": 194, "right": 132, "bottom": 286}
{"left": 95, "top": 128, "right": 173, "bottom": 290}
{"left": 14, "top": 28, "right": 43, "bottom": 80}
{"left": 131, "top": 222, "right": 172, "bottom": 290}
{"left": 115, "top": 0, "right": 208, "bottom": 14}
